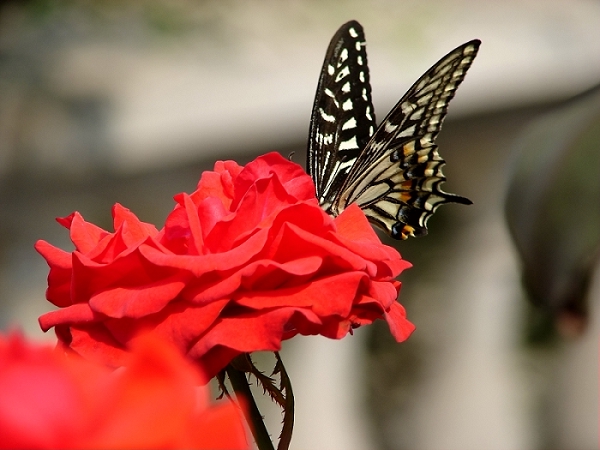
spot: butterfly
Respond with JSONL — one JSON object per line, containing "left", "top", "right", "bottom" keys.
{"left": 307, "top": 20, "right": 480, "bottom": 239}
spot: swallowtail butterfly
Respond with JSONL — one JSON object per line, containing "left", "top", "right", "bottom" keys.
{"left": 307, "top": 20, "right": 479, "bottom": 239}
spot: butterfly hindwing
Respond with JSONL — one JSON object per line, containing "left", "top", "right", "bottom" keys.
{"left": 307, "top": 20, "right": 377, "bottom": 212}
{"left": 331, "top": 39, "right": 480, "bottom": 239}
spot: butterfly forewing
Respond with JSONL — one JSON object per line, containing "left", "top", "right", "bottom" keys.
{"left": 307, "top": 20, "right": 377, "bottom": 212}
{"left": 332, "top": 39, "right": 480, "bottom": 239}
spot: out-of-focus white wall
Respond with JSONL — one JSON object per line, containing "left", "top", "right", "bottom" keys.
{"left": 2, "top": 1, "right": 599, "bottom": 175}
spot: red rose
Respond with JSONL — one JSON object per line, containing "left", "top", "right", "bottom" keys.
{"left": 0, "top": 332, "right": 249, "bottom": 449}
{"left": 36, "top": 152, "right": 414, "bottom": 379}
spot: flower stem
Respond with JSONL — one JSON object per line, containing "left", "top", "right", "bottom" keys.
{"left": 226, "top": 364, "right": 275, "bottom": 450}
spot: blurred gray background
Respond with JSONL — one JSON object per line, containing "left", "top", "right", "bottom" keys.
{"left": 1, "top": 1, "right": 599, "bottom": 449}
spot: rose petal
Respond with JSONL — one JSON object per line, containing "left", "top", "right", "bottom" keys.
{"left": 89, "top": 274, "right": 189, "bottom": 318}
{"left": 384, "top": 302, "right": 416, "bottom": 342}
{"left": 235, "top": 271, "right": 366, "bottom": 317}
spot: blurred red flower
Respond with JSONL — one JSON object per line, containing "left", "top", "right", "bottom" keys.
{"left": 0, "top": 332, "right": 249, "bottom": 449}
{"left": 36, "top": 152, "right": 414, "bottom": 379}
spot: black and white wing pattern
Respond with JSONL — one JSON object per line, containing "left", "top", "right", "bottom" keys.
{"left": 307, "top": 20, "right": 377, "bottom": 212}
{"left": 307, "top": 20, "right": 480, "bottom": 240}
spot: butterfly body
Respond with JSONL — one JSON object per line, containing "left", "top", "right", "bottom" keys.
{"left": 307, "top": 20, "right": 479, "bottom": 239}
